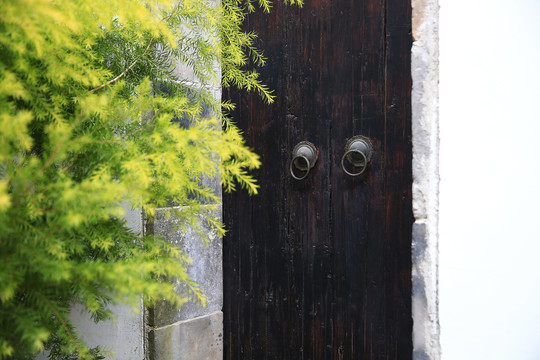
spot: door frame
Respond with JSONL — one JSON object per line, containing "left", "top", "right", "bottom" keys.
{"left": 410, "top": 0, "right": 440, "bottom": 359}
{"left": 221, "top": 0, "right": 441, "bottom": 359}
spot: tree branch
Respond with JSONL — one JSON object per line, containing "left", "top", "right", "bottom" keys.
{"left": 36, "top": 293, "right": 83, "bottom": 356}
{"left": 89, "top": 37, "right": 156, "bottom": 93}
{"left": 89, "top": 4, "right": 185, "bottom": 94}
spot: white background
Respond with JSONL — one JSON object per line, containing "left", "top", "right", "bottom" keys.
{"left": 439, "top": 0, "right": 540, "bottom": 358}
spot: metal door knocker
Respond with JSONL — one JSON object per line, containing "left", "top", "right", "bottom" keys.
{"left": 290, "top": 141, "right": 318, "bottom": 180}
{"left": 341, "top": 136, "right": 373, "bottom": 176}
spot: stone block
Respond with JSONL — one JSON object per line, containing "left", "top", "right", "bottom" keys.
{"left": 147, "top": 208, "right": 223, "bottom": 327}
{"left": 147, "top": 311, "right": 223, "bottom": 360}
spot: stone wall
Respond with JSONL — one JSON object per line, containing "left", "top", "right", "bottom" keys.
{"left": 66, "top": 51, "right": 223, "bottom": 360}
{"left": 145, "top": 207, "right": 223, "bottom": 360}
{"left": 411, "top": 0, "right": 441, "bottom": 359}
{"left": 143, "top": 52, "right": 223, "bottom": 360}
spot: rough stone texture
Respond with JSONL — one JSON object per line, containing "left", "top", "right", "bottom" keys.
{"left": 147, "top": 207, "right": 223, "bottom": 327}
{"left": 411, "top": 0, "right": 441, "bottom": 359}
{"left": 144, "top": 30, "right": 223, "bottom": 359}
{"left": 148, "top": 311, "right": 223, "bottom": 360}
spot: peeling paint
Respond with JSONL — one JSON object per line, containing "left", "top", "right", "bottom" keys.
{"left": 412, "top": 0, "right": 428, "bottom": 40}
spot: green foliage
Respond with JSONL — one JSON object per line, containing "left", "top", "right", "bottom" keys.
{"left": 0, "top": 0, "right": 301, "bottom": 358}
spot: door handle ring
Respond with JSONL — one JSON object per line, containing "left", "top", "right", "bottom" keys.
{"left": 290, "top": 141, "right": 318, "bottom": 180}
{"left": 341, "top": 136, "right": 373, "bottom": 177}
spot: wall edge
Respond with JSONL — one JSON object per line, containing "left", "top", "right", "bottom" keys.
{"left": 411, "top": 0, "right": 441, "bottom": 359}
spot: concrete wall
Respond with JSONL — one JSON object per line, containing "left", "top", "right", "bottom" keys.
{"left": 411, "top": 0, "right": 441, "bottom": 359}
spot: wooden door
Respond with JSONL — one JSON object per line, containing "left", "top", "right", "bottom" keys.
{"left": 223, "top": 0, "right": 412, "bottom": 358}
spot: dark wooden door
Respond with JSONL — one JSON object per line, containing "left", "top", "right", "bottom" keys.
{"left": 223, "top": 0, "right": 412, "bottom": 359}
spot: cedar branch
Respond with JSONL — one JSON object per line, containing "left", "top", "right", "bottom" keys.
{"left": 90, "top": 37, "right": 156, "bottom": 93}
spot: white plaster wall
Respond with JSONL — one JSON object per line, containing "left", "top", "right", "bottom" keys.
{"left": 411, "top": 0, "right": 440, "bottom": 359}
{"left": 71, "top": 204, "right": 145, "bottom": 360}
{"left": 69, "top": 302, "right": 144, "bottom": 359}
{"left": 34, "top": 206, "right": 145, "bottom": 360}
{"left": 69, "top": 205, "right": 145, "bottom": 359}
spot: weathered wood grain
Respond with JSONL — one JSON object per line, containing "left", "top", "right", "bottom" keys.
{"left": 223, "top": 0, "right": 412, "bottom": 358}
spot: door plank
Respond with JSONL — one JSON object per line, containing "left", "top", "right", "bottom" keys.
{"left": 223, "top": 0, "right": 412, "bottom": 358}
